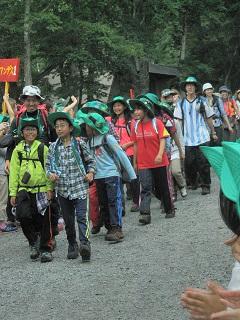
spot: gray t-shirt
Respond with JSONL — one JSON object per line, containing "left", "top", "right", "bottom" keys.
{"left": 0, "top": 147, "right": 7, "bottom": 175}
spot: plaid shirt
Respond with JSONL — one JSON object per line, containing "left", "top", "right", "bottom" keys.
{"left": 46, "top": 138, "right": 96, "bottom": 200}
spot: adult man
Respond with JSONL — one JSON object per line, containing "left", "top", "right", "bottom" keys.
{"left": 174, "top": 76, "right": 217, "bottom": 195}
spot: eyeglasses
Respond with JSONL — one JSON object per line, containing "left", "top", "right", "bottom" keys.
{"left": 55, "top": 124, "right": 68, "bottom": 129}
{"left": 23, "top": 127, "right": 37, "bottom": 132}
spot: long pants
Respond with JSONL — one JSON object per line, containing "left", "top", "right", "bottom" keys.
{"left": 128, "top": 156, "right": 140, "bottom": 205}
{"left": 95, "top": 176, "right": 122, "bottom": 228}
{"left": 58, "top": 195, "right": 89, "bottom": 244}
{"left": 170, "top": 159, "right": 185, "bottom": 189}
{"left": 138, "top": 166, "right": 174, "bottom": 215}
{"left": 89, "top": 182, "right": 102, "bottom": 228}
{"left": 17, "top": 192, "right": 52, "bottom": 252}
{"left": 0, "top": 175, "right": 8, "bottom": 221}
{"left": 184, "top": 143, "right": 211, "bottom": 188}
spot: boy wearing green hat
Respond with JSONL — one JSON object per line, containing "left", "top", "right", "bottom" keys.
{"left": 9, "top": 118, "right": 54, "bottom": 262}
{"left": 77, "top": 111, "right": 136, "bottom": 242}
{"left": 46, "top": 112, "right": 96, "bottom": 262}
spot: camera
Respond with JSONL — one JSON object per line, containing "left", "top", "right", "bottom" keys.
{"left": 21, "top": 171, "right": 31, "bottom": 184}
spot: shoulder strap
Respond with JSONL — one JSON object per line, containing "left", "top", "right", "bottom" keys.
{"left": 152, "top": 118, "right": 158, "bottom": 134}
{"left": 17, "top": 151, "right": 23, "bottom": 166}
{"left": 180, "top": 99, "right": 185, "bottom": 135}
{"left": 37, "top": 143, "right": 45, "bottom": 170}
{"left": 101, "top": 134, "right": 121, "bottom": 172}
{"left": 134, "top": 120, "right": 140, "bottom": 134}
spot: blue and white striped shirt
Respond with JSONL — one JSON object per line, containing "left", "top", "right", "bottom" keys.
{"left": 174, "top": 97, "right": 214, "bottom": 146}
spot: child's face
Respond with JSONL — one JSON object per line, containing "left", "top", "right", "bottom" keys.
{"left": 22, "top": 126, "right": 38, "bottom": 143}
{"left": 55, "top": 119, "right": 73, "bottom": 139}
{"left": 113, "top": 102, "right": 125, "bottom": 115}
{"left": 134, "top": 107, "right": 145, "bottom": 120}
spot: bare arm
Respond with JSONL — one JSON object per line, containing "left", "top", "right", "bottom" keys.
{"left": 3, "top": 95, "right": 15, "bottom": 123}
{"left": 63, "top": 96, "right": 78, "bottom": 113}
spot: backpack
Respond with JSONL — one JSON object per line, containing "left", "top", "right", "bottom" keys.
{"left": 100, "top": 134, "right": 132, "bottom": 182}
{"left": 16, "top": 104, "right": 49, "bottom": 130}
{"left": 18, "top": 143, "right": 45, "bottom": 170}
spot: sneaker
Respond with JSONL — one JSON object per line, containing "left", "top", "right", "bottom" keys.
{"left": 40, "top": 251, "right": 53, "bottom": 263}
{"left": 201, "top": 186, "right": 210, "bottom": 195}
{"left": 30, "top": 245, "right": 40, "bottom": 260}
{"left": 165, "top": 210, "right": 175, "bottom": 219}
{"left": 2, "top": 224, "right": 17, "bottom": 232}
{"left": 0, "top": 222, "right": 7, "bottom": 231}
{"left": 79, "top": 241, "right": 91, "bottom": 262}
{"left": 67, "top": 242, "right": 79, "bottom": 259}
{"left": 130, "top": 204, "right": 140, "bottom": 212}
{"left": 139, "top": 213, "right": 151, "bottom": 225}
{"left": 105, "top": 227, "right": 123, "bottom": 242}
{"left": 180, "top": 187, "right": 187, "bottom": 198}
{"left": 91, "top": 226, "right": 101, "bottom": 235}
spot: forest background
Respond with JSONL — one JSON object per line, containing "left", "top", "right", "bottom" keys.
{"left": 1, "top": 0, "right": 239, "bottom": 101}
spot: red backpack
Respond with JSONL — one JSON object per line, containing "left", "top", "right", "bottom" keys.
{"left": 16, "top": 104, "right": 48, "bottom": 129}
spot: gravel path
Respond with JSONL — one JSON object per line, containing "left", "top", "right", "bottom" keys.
{"left": 0, "top": 174, "right": 234, "bottom": 320}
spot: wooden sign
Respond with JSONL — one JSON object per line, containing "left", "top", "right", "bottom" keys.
{"left": 0, "top": 58, "right": 20, "bottom": 82}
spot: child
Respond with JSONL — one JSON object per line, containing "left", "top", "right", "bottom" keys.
{"left": 9, "top": 118, "right": 54, "bottom": 262}
{"left": 76, "top": 111, "right": 136, "bottom": 242}
{"left": 46, "top": 111, "right": 96, "bottom": 262}
{"left": 107, "top": 96, "right": 140, "bottom": 212}
{"left": 129, "top": 97, "right": 175, "bottom": 224}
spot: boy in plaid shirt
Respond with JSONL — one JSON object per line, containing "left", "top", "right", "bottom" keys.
{"left": 46, "top": 112, "right": 95, "bottom": 262}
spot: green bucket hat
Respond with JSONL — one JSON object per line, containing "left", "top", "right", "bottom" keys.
{"left": 76, "top": 111, "right": 109, "bottom": 135}
{"left": 53, "top": 97, "right": 70, "bottom": 112}
{"left": 48, "top": 111, "right": 80, "bottom": 136}
{"left": 81, "top": 100, "right": 110, "bottom": 116}
{"left": 181, "top": 76, "right": 201, "bottom": 91}
{"left": 129, "top": 97, "right": 154, "bottom": 116}
{"left": 0, "top": 114, "right": 10, "bottom": 124}
{"left": 201, "top": 142, "right": 240, "bottom": 216}
{"left": 20, "top": 117, "right": 39, "bottom": 131}
{"left": 108, "top": 96, "right": 132, "bottom": 111}
{"left": 137, "top": 93, "right": 173, "bottom": 117}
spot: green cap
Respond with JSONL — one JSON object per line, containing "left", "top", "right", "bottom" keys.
{"left": 48, "top": 111, "right": 80, "bottom": 136}
{"left": 53, "top": 97, "right": 70, "bottom": 112}
{"left": 20, "top": 117, "right": 39, "bottom": 131}
{"left": 108, "top": 96, "right": 132, "bottom": 111}
{"left": 76, "top": 111, "right": 109, "bottom": 135}
{"left": 81, "top": 100, "right": 110, "bottom": 116}
{"left": 0, "top": 114, "right": 10, "bottom": 124}
{"left": 181, "top": 76, "right": 201, "bottom": 91}
{"left": 129, "top": 97, "right": 154, "bottom": 116}
{"left": 201, "top": 142, "right": 240, "bottom": 216}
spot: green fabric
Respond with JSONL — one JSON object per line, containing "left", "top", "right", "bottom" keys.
{"left": 9, "top": 140, "right": 53, "bottom": 196}
{"left": 0, "top": 114, "right": 10, "bottom": 123}
{"left": 201, "top": 142, "right": 240, "bottom": 216}
{"left": 129, "top": 97, "right": 154, "bottom": 116}
{"left": 48, "top": 111, "right": 80, "bottom": 136}
{"left": 108, "top": 96, "right": 132, "bottom": 111}
{"left": 76, "top": 111, "right": 109, "bottom": 135}
{"left": 137, "top": 93, "right": 161, "bottom": 107}
{"left": 81, "top": 100, "right": 110, "bottom": 116}
{"left": 181, "top": 76, "right": 201, "bottom": 91}
{"left": 20, "top": 117, "right": 39, "bottom": 131}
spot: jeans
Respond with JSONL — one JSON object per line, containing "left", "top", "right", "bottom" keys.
{"left": 58, "top": 195, "right": 89, "bottom": 244}
{"left": 95, "top": 176, "right": 122, "bottom": 227}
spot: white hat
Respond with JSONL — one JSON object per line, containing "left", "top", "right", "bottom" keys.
{"left": 202, "top": 83, "right": 213, "bottom": 92}
{"left": 19, "top": 85, "right": 44, "bottom": 101}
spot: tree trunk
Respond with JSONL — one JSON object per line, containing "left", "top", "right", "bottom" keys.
{"left": 224, "top": 44, "right": 239, "bottom": 84}
{"left": 180, "top": 13, "right": 187, "bottom": 62}
{"left": 24, "top": 0, "right": 32, "bottom": 85}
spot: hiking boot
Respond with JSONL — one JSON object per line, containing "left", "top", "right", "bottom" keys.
{"left": 180, "top": 187, "right": 187, "bottom": 198}
{"left": 79, "top": 241, "right": 91, "bottom": 262}
{"left": 139, "top": 213, "right": 151, "bottom": 225}
{"left": 67, "top": 242, "right": 79, "bottom": 259}
{"left": 40, "top": 251, "right": 53, "bottom": 263}
{"left": 130, "top": 204, "right": 139, "bottom": 212}
{"left": 201, "top": 186, "right": 210, "bottom": 195}
{"left": 91, "top": 226, "right": 101, "bottom": 235}
{"left": 105, "top": 227, "right": 123, "bottom": 242}
{"left": 30, "top": 245, "right": 40, "bottom": 260}
{"left": 165, "top": 210, "right": 176, "bottom": 219}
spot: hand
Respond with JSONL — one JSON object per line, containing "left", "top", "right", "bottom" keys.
{"left": 179, "top": 149, "right": 185, "bottom": 160}
{"left": 47, "top": 191, "right": 53, "bottom": 201}
{"left": 211, "top": 308, "right": 240, "bottom": 320}
{"left": 0, "top": 122, "right": 9, "bottom": 133}
{"left": 5, "top": 160, "right": 10, "bottom": 175}
{"left": 181, "top": 283, "right": 225, "bottom": 320}
{"left": 228, "top": 127, "right": 234, "bottom": 134}
{"left": 218, "top": 289, "right": 240, "bottom": 309}
{"left": 49, "top": 173, "right": 59, "bottom": 182}
{"left": 121, "top": 144, "right": 128, "bottom": 151}
{"left": 3, "top": 94, "right": 9, "bottom": 102}
{"left": 85, "top": 172, "right": 94, "bottom": 183}
{"left": 211, "top": 133, "right": 218, "bottom": 141}
{"left": 10, "top": 196, "right": 16, "bottom": 207}
{"left": 154, "top": 154, "right": 162, "bottom": 164}
{"left": 71, "top": 95, "right": 78, "bottom": 104}
{"left": 224, "top": 235, "right": 240, "bottom": 262}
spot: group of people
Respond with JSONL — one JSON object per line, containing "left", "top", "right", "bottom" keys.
{"left": 0, "top": 76, "right": 240, "bottom": 267}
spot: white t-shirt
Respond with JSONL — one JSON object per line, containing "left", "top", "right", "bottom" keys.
{"left": 228, "top": 261, "right": 240, "bottom": 290}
